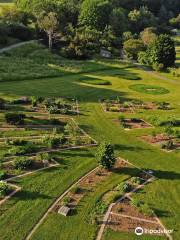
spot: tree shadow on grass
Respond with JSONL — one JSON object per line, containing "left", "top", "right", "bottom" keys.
{"left": 59, "top": 149, "right": 94, "bottom": 158}
{"left": 114, "top": 144, "right": 150, "bottom": 152}
{"left": 152, "top": 208, "right": 172, "bottom": 218}
{"left": 154, "top": 170, "right": 180, "bottom": 180}
{"left": 14, "top": 190, "right": 52, "bottom": 201}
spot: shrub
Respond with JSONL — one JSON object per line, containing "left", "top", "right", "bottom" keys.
{"left": 7, "top": 139, "right": 28, "bottom": 146}
{"left": 8, "top": 23, "right": 34, "bottom": 41}
{"left": 152, "top": 63, "right": 164, "bottom": 71}
{"left": 9, "top": 142, "right": 37, "bottom": 155}
{"left": 37, "top": 153, "right": 51, "bottom": 162}
{"left": 0, "top": 181, "right": 9, "bottom": 197}
{"left": 161, "top": 140, "right": 174, "bottom": 150}
{"left": 5, "top": 113, "right": 26, "bottom": 125}
{"left": 71, "top": 186, "right": 81, "bottom": 194}
{"left": 0, "top": 98, "right": 6, "bottom": 110}
{"left": 123, "top": 39, "right": 145, "bottom": 60}
{"left": 13, "top": 157, "right": 32, "bottom": 170}
{"left": 62, "top": 196, "right": 71, "bottom": 205}
{"left": 96, "top": 142, "right": 116, "bottom": 170}
{"left": 43, "top": 136, "right": 61, "bottom": 148}
{"left": 0, "top": 170, "right": 6, "bottom": 180}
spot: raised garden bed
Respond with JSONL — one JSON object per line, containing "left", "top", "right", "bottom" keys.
{"left": 1, "top": 96, "right": 79, "bottom": 115}
{"left": 119, "top": 118, "right": 153, "bottom": 130}
{"left": 0, "top": 182, "right": 20, "bottom": 206}
{"left": 100, "top": 98, "right": 171, "bottom": 113}
{"left": 141, "top": 134, "right": 180, "bottom": 151}
{"left": 53, "top": 160, "right": 128, "bottom": 213}
{"left": 1, "top": 156, "right": 58, "bottom": 180}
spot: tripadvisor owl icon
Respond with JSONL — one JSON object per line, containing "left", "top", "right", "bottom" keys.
{"left": 135, "top": 227, "right": 144, "bottom": 236}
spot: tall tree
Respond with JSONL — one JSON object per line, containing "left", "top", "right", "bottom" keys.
{"left": 148, "top": 34, "right": 176, "bottom": 68}
{"left": 79, "top": 0, "right": 112, "bottom": 30}
{"left": 37, "top": 12, "right": 59, "bottom": 50}
{"left": 96, "top": 142, "right": 116, "bottom": 170}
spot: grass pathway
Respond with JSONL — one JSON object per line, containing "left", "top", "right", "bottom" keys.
{"left": 0, "top": 40, "right": 36, "bottom": 53}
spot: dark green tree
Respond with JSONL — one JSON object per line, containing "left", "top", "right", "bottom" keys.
{"left": 79, "top": 0, "right": 112, "bottom": 30}
{"left": 123, "top": 39, "right": 145, "bottom": 60}
{"left": 148, "top": 34, "right": 176, "bottom": 68}
{"left": 109, "top": 7, "right": 128, "bottom": 36}
{"left": 96, "top": 142, "right": 116, "bottom": 170}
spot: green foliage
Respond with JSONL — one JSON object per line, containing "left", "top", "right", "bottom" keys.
{"left": 71, "top": 186, "right": 81, "bottom": 194}
{"left": 0, "top": 170, "right": 6, "bottom": 180}
{"left": 109, "top": 8, "right": 128, "bottom": 36}
{"left": 0, "top": 180, "right": 9, "bottom": 197}
{"left": 96, "top": 142, "right": 116, "bottom": 170}
{"left": 5, "top": 112, "right": 26, "bottom": 125}
{"left": 161, "top": 140, "right": 174, "bottom": 150}
{"left": 8, "top": 142, "right": 38, "bottom": 155}
{"left": 79, "top": 0, "right": 111, "bottom": 30}
{"left": 0, "top": 98, "right": 5, "bottom": 109}
{"left": 128, "top": 6, "right": 156, "bottom": 32}
{"left": 123, "top": 39, "right": 145, "bottom": 60}
{"left": 147, "top": 34, "right": 176, "bottom": 68}
{"left": 13, "top": 157, "right": 32, "bottom": 170}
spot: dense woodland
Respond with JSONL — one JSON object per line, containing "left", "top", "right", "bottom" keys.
{"left": 0, "top": 0, "right": 179, "bottom": 68}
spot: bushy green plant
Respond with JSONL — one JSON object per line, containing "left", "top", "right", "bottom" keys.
{"left": 0, "top": 98, "right": 5, "bottom": 110}
{"left": 96, "top": 142, "right": 116, "bottom": 170}
{"left": 5, "top": 112, "right": 26, "bottom": 125}
{"left": 13, "top": 157, "right": 32, "bottom": 170}
{"left": 62, "top": 196, "right": 71, "bottom": 205}
{"left": 161, "top": 140, "right": 174, "bottom": 150}
{"left": 71, "top": 186, "right": 81, "bottom": 194}
{"left": 0, "top": 181, "right": 9, "bottom": 197}
{"left": 0, "top": 170, "right": 6, "bottom": 180}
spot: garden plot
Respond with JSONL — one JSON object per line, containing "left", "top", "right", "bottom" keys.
{"left": 108, "top": 198, "right": 165, "bottom": 237}
{"left": 0, "top": 96, "right": 79, "bottom": 115}
{"left": 52, "top": 160, "right": 131, "bottom": 215}
{"left": 119, "top": 117, "right": 153, "bottom": 130}
{"left": 1, "top": 154, "right": 59, "bottom": 181}
{"left": 100, "top": 98, "right": 171, "bottom": 113}
{"left": 141, "top": 134, "right": 180, "bottom": 152}
{"left": 0, "top": 117, "right": 97, "bottom": 162}
{"left": 0, "top": 181, "right": 21, "bottom": 206}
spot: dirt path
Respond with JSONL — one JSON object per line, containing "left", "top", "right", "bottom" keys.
{"left": 110, "top": 212, "right": 158, "bottom": 224}
{"left": 25, "top": 166, "right": 99, "bottom": 240}
{"left": 0, "top": 40, "right": 36, "bottom": 54}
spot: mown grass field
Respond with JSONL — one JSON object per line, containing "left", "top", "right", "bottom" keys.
{"left": 0, "top": 43, "right": 179, "bottom": 240}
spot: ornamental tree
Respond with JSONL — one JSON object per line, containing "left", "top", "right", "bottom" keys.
{"left": 96, "top": 142, "right": 116, "bottom": 170}
{"left": 148, "top": 34, "right": 176, "bottom": 68}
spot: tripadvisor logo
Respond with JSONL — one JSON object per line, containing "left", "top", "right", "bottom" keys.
{"left": 135, "top": 227, "right": 144, "bottom": 236}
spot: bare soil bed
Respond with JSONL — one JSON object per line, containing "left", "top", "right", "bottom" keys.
{"left": 121, "top": 118, "right": 152, "bottom": 130}
{"left": 101, "top": 99, "right": 171, "bottom": 114}
{"left": 53, "top": 160, "right": 127, "bottom": 213}
{"left": 141, "top": 134, "right": 180, "bottom": 151}
{"left": 108, "top": 212, "right": 164, "bottom": 236}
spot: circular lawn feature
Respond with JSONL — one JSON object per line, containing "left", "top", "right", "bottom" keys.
{"left": 78, "top": 77, "right": 111, "bottom": 86}
{"left": 129, "top": 84, "right": 169, "bottom": 95}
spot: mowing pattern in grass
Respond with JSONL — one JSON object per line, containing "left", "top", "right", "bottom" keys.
{"left": 0, "top": 43, "right": 179, "bottom": 240}
{"left": 79, "top": 77, "right": 111, "bottom": 85}
{"left": 129, "top": 84, "right": 169, "bottom": 95}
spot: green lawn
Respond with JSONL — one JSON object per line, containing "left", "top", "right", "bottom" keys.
{"left": 0, "top": 43, "right": 179, "bottom": 240}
